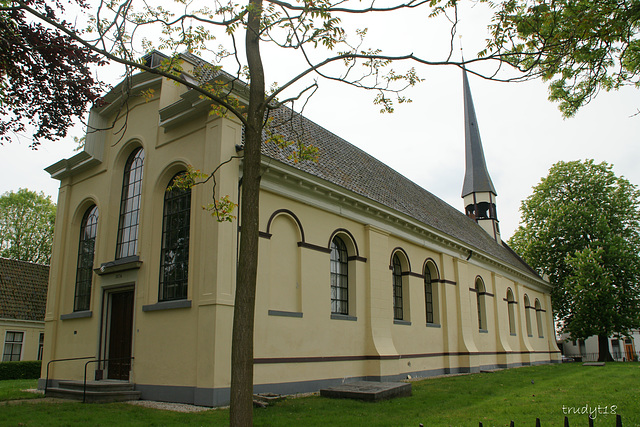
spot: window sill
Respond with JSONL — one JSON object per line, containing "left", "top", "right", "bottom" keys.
{"left": 426, "top": 323, "right": 441, "bottom": 328}
{"left": 96, "top": 256, "right": 142, "bottom": 276}
{"left": 479, "top": 329, "right": 489, "bottom": 334}
{"left": 142, "top": 299, "right": 191, "bottom": 312}
{"left": 331, "top": 313, "right": 357, "bottom": 321}
{"left": 510, "top": 333, "right": 517, "bottom": 336}
{"left": 394, "top": 319, "right": 412, "bottom": 326}
{"left": 528, "top": 334, "right": 533, "bottom": 338}
{"left": 268, "top": 310, "right": 303, "bottom": 318}
{"left": 60, "top": 310, "right": 92, "bottom": 320}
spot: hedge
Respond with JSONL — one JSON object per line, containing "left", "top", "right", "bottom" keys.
{"left": 0, "top": 361, "right": 42, "bottom": 380}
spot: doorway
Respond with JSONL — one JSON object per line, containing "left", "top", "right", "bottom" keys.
{"left": 624, "top": 338, "right": 635, "bottom": 362}
{"left": 107, "top": 290, "right": 134, "bottom": 380}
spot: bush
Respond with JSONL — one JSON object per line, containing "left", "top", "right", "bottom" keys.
{"left": 0, "top": 361, "right": 42, "bottom": 380}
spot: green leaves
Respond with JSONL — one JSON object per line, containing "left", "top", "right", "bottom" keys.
{"left": 486, "top": 0, "right": 640, "bottom": 117}
{"left": 0, "top": 189, "right": 56, "bottom": 264}
{"left": 508, "top": 160, "right": 640, "bottom": 343}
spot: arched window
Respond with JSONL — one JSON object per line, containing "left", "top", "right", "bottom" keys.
{"left": 524, "top": 294, "right": 532, "bottom": 336}
{"left": 330, "top": 236, "right": 348, "bottom": 315}
{"left": 159, "top": 173, "right": 191, "bottom": 301}
{"left": 74, "top": 205, "right": 98, "bottom": 311}
{"left": 507, "top": 288, "right": 516, "bottom": 335}
{"left": 424, "top": 268, "right": 433, "bottom": 324}
{"left": 535, "top": 299, "right": 544, "bottom": 338}
{"left": 116, "top": 148, "right": 144, "bottom": 259}
{"left": 475, "top": 277, "right": 487, "bottom": 331}
{"left": 424, "top": 260, "right": 439, "bottom": 324}
{"left": 392, "top": 254, "right": 403, "bottom": 320}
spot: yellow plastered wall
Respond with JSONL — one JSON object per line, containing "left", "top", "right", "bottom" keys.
{"left": 0, "top": 322, "right": 43, "bottom": 361}
{"left": 43, "top": 65, "right": 559, "bottom": 399}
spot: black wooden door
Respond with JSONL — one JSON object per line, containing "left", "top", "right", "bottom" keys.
{"left": 107, "top": 290, "right": 134, "bottom": 380}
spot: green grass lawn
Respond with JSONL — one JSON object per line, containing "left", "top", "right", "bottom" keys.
{"left": 1, "top": 363, "right": 638, "bottom": 426}
{"left": 0, "top": 379, "right": 43, "bottom": 401}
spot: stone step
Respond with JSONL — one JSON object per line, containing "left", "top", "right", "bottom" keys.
{"left": 46, "top": 380, "right": 141, "bottom": 403}
{"left": 46, "top": 387, "right": 141, "bottom": 403}
{"left": 57, "top": 380, "right": 135, "bottom": 392}
{"left": 320, "top": 381, "right": 412, "bottom": 401}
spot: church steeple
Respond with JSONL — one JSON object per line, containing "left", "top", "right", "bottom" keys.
{"left": 461, "top": 68, "right": 501, "bottom": 242}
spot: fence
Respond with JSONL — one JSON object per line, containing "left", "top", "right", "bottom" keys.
{"left": 476, "top": 414, "right": 623, "bottom": 426}
{"left": 564, "top": 351, "right": 639, "bottom": 362}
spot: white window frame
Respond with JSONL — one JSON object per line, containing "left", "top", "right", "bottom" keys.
{"left": 3, "top": 331, "right": 24, "bottom": 362}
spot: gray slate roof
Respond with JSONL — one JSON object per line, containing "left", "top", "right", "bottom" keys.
{"left": 262, "top": 107, "right": 540, "bottom": 280}
{"left": 0, "top": 257, "right": 49, "bottom": 322}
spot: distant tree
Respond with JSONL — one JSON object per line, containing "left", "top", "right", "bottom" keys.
{"left": 0, "top": 189, "right": 56, "bottom": 264}
{"left": 486, "top": 0, "right": 640, "bottom": 117}
{"left": 509, "top": 160, "right": 640, "bottom": 361}
{"left": 0, "top": 0, "right": 105, "bottom": 147}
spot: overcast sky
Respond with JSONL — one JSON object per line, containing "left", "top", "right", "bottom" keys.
{"left": 2, "top": 2, "right": 639, "bottom": 241}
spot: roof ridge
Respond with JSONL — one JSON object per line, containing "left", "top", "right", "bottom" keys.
{"left": 0, "top": 256, "right": 49, "bottom": 268}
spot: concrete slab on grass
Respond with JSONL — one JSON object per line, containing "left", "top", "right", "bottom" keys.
{"left": 583, "top": 362, "right": 606, "bottom": 366}
{"left": 320, "top": 381, "right": 411, "bottom": 401}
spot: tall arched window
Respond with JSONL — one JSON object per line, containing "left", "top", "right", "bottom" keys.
{"left": 524, "top": 294, "right": 532, "bottom": 336}
{"left": 74, "top": 205, "right": 98, "bottom": 311}
{"left": 535, "top": 299, "right": 544, "bottom": 338}
{"left": 116, "top": 148, "right": 144, "bottom": 259}
{"left": 476, "top": 277, "right": 487, "bottom": 331}
{"left": 330, "top": 236, "right": 348, "bottom": 315}
{"left": 424, "top": 267, "right": 433, "bottom": 324}
{"left": 392, "top": 254, "right": 403, "bottom": 320}
{"left": 159, "top": 173, "right": 191, "bottom": 301}
{"left": 507, "top": 288, "right": 516, "bottom": 335}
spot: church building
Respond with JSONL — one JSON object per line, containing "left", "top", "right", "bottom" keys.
{"left": 41, "top": 52, "right": 560, "bottom": 406}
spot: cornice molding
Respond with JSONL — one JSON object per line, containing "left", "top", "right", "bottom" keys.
{"left": 258, "top": 157, "right": 550, "bottom": 292}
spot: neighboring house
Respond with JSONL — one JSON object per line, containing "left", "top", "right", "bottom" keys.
{"left": 41, "top": 51, "right": 560, "bottom": 406}
{"left": 0, "top": 257, "right": 49, "bottom": 362}
{"left": 559, "top": 331, "right": 640, "bottom": 362}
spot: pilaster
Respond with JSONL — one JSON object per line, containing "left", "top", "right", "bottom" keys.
{"left": 364, "top": 225, "right": 397, "bottom": 377}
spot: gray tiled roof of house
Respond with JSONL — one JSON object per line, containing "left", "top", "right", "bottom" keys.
{"left": 262, "top": 108, "right": 541, "bottom": 281}
{"left": 0, "top": 258, "right": 49, "bottom": 322}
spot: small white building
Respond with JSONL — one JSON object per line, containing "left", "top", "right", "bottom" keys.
{"left": 559, "top": 331, "right": 640, "bottom": 362}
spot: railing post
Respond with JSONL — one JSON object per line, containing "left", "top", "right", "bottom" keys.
{"left": 45, "top": 359, "right": 52, "bottom": 394}
{"left": 83, "top": 360, "right": 91, "bottom": 403}
{"left": 43, "top": 356, "right": 95, "bottom": 396}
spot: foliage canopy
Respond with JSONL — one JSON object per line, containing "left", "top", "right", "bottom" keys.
{"left": 0, "top": 188, "right": 56, "bottom": 264}
{"left": 0, "top": 0, "right": 106, "bottom": 147}
{"left": 486, "top": 0, "right": 640, "bottom": 117}
{"left": 509, "top": 160, "right": 640, "bottom": 348}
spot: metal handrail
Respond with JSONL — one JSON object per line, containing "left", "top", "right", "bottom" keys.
{"left": 83, "top": 357, "right": 135, "bottom": 403}
{"left": 45, "top": 356, "right": 95, "bottom": 394}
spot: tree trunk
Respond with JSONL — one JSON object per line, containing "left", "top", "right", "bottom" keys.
{"left": 597, "top": 333, "right": 614, "bottom": 362}
{"left": 230, "top": 1, "right": 265, "bottom": 426}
